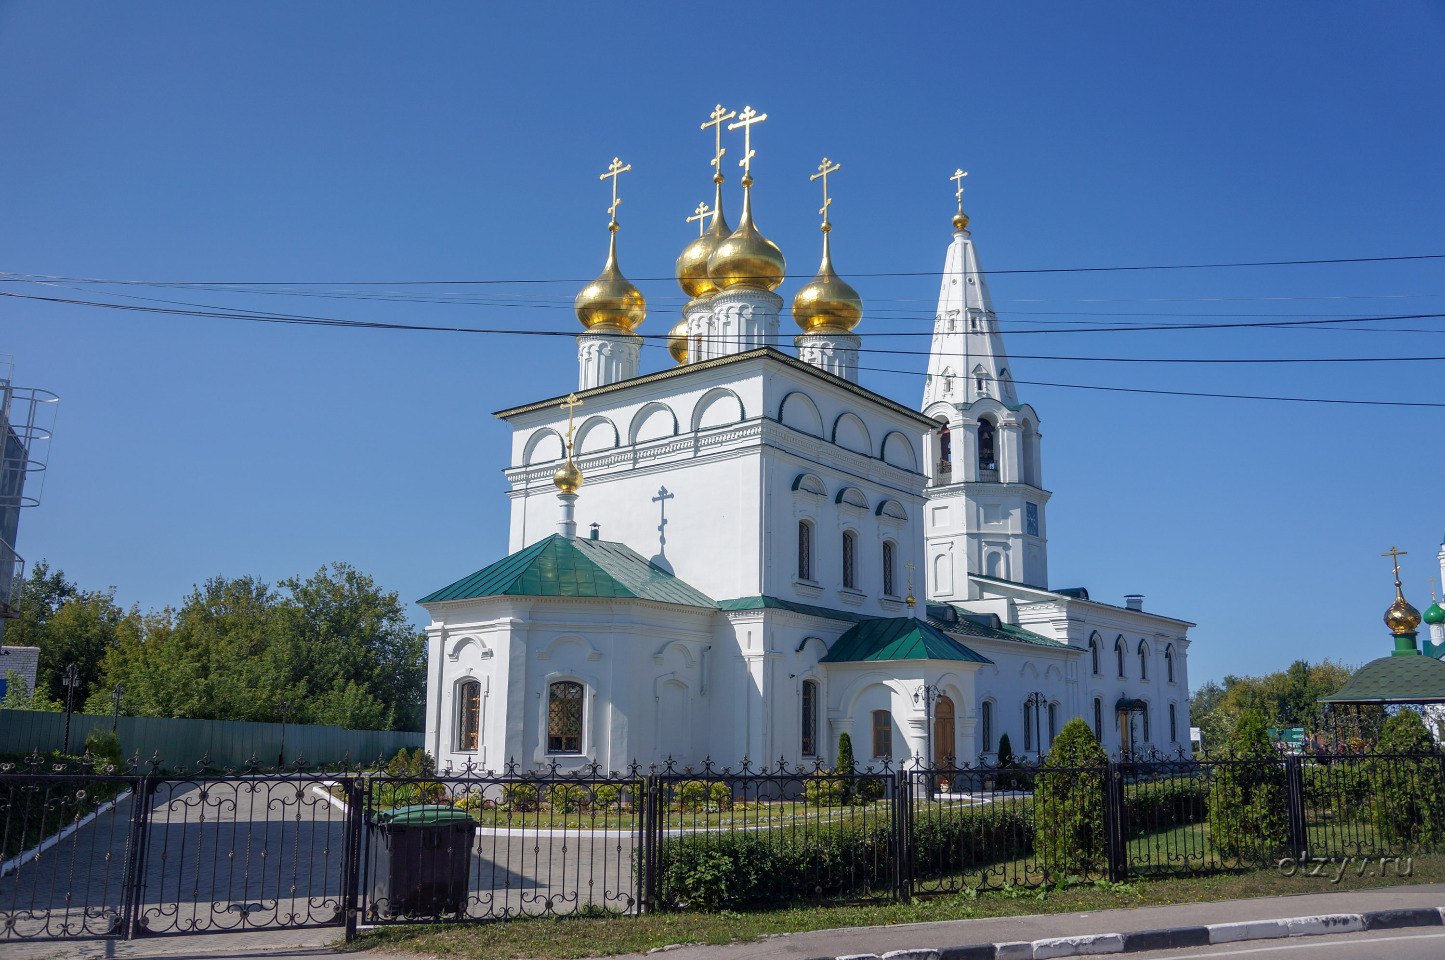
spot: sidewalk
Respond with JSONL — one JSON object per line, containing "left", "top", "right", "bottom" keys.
{"left": 5, "top": 884, "right": 1443, "bottom": 960}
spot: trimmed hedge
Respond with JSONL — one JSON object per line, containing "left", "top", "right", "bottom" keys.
{"left": 1034, "top": 718, "right": 1108, "bottom": 875}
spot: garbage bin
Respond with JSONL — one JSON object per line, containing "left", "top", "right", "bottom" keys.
{"left": 369, "top": 804, "right": 476, "bottom": 917}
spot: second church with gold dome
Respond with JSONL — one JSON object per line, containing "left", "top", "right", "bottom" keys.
{"left": 418, "top": 107, "right": 1197, "bottom": 773}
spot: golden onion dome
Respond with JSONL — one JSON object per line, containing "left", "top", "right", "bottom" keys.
{"left": 553, "top": 457, "right": 583, "bottom": 494}
{"left": 575, "top": 225, "right": 646, "bottom": 332}
{"left": 666, "top": 320, "right": 689, "bottom": 365}
{"left": 953, "top": 208, "right": 970, "bottom": 231}
{"left": 1386, "top": 586, "right": 1422, "bottom": 635}
{"left": 792, "top": 227, "right": 862, "bottom": 333}
{"left": 675, "top": 180, "right": 733, "bottom": 300}
{"left": 707, "top": 179, "right": 786, "bottom": 292}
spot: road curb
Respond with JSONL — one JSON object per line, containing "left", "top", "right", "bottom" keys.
{"left": 809, "top": 906, "right": 1445, "bottom": 960}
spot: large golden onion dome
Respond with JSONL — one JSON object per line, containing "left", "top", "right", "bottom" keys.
{"left": 1386, "top": 586, "right": 1422, "bottom": 636}
{"left": 675, "top": 180, "right": 732, "bottom": 300}
{"left": 666, "top": 319, "right": 689, "bottom": 365}
{"left": 792, "top": 226, "right": 862, "bottom": 333}
{"left": 575, "top": 224, "right": 646, "bottom": 332}
{"left": 553, "top": 456, "right": 583, "bottom": 494}
{"left": 707, "top": 179, "right": 786, "bottom": 292}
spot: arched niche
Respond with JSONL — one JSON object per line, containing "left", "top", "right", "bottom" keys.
{"left": 835, "top": 486, "right": 869, "bottom": 509}
{"left": 881, "top": 431, "right": 919, "bottom": 471}
{"left": 523, "top": 428, "right": 566, "bottom": 465}
{"left": 693, "top": 387, "right": 745, "bottom": 431}
{"left": 832, "top": 412, "right": 872, "bottom": 455}
{"left": 875, "top": 499, "right": 908, "bottom": 521}
{"left": 576, "top": 416, "right": 619, "bottom": 455}
{"left": 792, "top": 473, "right": 827, "bottom": 497}
{"left": 780, "top": 391, "right": 824, "bottom": 437}
{"left": 630, "top": 402, "right": 678, "bottom": 444}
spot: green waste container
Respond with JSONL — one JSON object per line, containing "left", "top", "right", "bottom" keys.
{"left": 369, "top": 804, "right": 476, "bottom": 917}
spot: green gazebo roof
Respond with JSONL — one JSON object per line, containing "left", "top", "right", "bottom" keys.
{"left": 1318, "top": 653, "right": 1445, "bottom": 705}
{"left": 820, "top": 617, "right": 993, "bottom": 664}
{"left": 418, "top": 534, "right": 716, "bottom": 608}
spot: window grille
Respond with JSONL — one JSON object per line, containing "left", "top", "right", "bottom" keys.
{"left": 547, "top": 681, "right": 584, "bottom": 754}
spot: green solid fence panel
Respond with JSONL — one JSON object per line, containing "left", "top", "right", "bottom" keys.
{"left": 0, "top": 709, "right": 422, "bottom": 768}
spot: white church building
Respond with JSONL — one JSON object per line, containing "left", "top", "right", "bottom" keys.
{"left": 419, "top": 113, "right": 1194, "bottom": 774}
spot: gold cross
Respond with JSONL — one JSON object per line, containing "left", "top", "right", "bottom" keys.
{"left": 1382, "top": 546, "right": 1408, "bottom": 584}
{"left": 951, "top": 168, "right": 968, "bottom": 204}
{"left": 559, "top": 393, "right": 583, "bottom": 450}
{"left": 701, "top": 104, "right": 735, "bottom": 180}
{"left": 904, "top": 560, "right": 916, "bottom": 608}
{"left": 728, "top": 106, "right": 767, "bottom": 180}
{"left": 811, "top": 158, "right": 841, "bottom": 226}
{"left": 1430, "top": 575, "right": 1438, "bottom": 603}
{"left": 600, "top": 158, "right": 631, "bottom": 223}
{"left": 687, "top": 201, "right": 712, "bottom": 236}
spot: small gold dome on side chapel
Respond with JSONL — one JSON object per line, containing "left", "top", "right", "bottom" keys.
{"left": 792, "top": 226, "right": 863, "bottom": 333}
{"left": 553, "top": 457, "right": 583, "bottom": 494}
{"left": 708, "top": 178, "right": 786, "bottom": 292}
{"left": 1386, "top": 589, "right": 1422, "bottom": 635}
{"left": 575, "top": 224, "right": 647, "bottom": 332}
{"left": 676, "top": 180, "right": 733, "bottom": 301}
{"left": 666, "top": 319, "right": 689, "bottom": 365}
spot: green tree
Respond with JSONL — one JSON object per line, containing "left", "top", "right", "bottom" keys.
{"left": 1367, "top": 709, "right": 1445, "bottom": 847}
{"left": 1190, "top": 661, "right": 1353, "bottom": 752}
{"left": 4, "top": 562, "right": 129, "bottom": 706}
{"left": 1208, "top": 711, "right": 1287, "bottom": 861}
{"left": 1034, "top": 718, "right": 1108, "bottom": 876}
{"left": 995, "top": 732, "right": 1016, "bottom": 770}
{"left": 2, "top": 668, "right": 61, "bottom": 711}
{"left": 837, "top": 731, "right": 854, "bottom": 772}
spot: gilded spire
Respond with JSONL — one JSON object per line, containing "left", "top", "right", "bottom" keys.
{"left": 951, "top": 168, "right": 970, "bottom": 231}
{"left": 1382, "top": 546, "right": 1422, "bottom": 636}
{"left": 792, "top": 158, "right": 862, "bottom": 333}
{"left": 675, "top": 107, "right": 736, "bottom": 300}
{"left": 553, "top": 393, "right": 584, "bottom": 494}
{"left": 708, "top": 106, "right": 785, "bottom": 292}
{"left": 575, "top": 158, "right": 646, "bottom": 332}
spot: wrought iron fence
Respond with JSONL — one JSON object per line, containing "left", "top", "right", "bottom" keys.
{"left": 2, "top": 749, "right": 1443, "bottom": 943}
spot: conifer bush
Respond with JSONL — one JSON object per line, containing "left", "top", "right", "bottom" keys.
{"left": 1366, "top": 708, "right": 1445, "bottom": 848}
{"left": 1033, "top": 718, "right": 1108, "bottom": 876}
{"left": 1207, "top": 711, "right": 1287, "bottom": 861}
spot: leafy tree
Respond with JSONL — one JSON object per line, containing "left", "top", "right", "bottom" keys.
{"left": 995, "top": 732, "right": 1016, "bottom": 770}
{"left": 1367, "top": 709, "right": 1445, "bottom": 847}
{"left": 1208, "top": 711, "right": 1287, "bottom": 861}
{"left": 4, "top": 562, "right": 129, "bottom": 706}
{"left": 1190, "top": 660, "right": 1353, "bottom": 752}
{"left": 2, "top": 668, "right": 60, "bottom": 711}
{"left": 1034, "top": 718, "right": 1108, "bottom": 876}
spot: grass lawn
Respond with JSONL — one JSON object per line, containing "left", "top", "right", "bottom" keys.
{"left": 348, "top": 853, "right": 1445, "bottom": 960}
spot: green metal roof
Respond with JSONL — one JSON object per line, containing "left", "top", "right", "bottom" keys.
{"left": 926, "top": 603, "right": 1067, "bottom": 648}
{"left": 717, "top": 595, "right": 871, "bottom": 622}
{"left": 820, "top": 617, "right": 993, "bottom": 664}
{"left": 418, "top": 535, "right": 716, "bottom": 607}
{"left": 1318, "top": 654, "right": 1445, "bottom": 705}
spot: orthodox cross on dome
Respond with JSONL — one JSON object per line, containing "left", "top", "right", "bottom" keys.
{"left": 811, "top": 158, "right": 841, "bottom": 229}
{"left": 702, "top": 104, "right": 735, "bottom": 181}
{"left": 1383, "top": 546, "right": 1409, "bottom": 586}
{"left": 687, "top": 201, "right": 713, "bottom": 236}
{"left": 728, "top": 106, "right": 767, "bottom": 182}
{"left": 951, "top": 168, "right": 968, "bottom": 206}
{"left": 600, "top": 158, "right": 632, "bottom": 225}
{"left": 559, "top": 393, "right": 583, "bottom": 452}
{"left": 905, "top": 560, "right": 916, "bottom": 608}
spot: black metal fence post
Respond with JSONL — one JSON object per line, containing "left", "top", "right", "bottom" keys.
{"left": 1104, "top": 760, "right": 1128, "bottom": 882}
{"left": 119, "top": 774, "right": 155, "bottom": 940}
{"left": 342, "top": 777, "right": 365, "bottom": 941}
{"left": 639, "top": 773, "right": 658, "bottom": 913}
{"left": 1284, "top": 756, "right": 1308, "bottom": 861}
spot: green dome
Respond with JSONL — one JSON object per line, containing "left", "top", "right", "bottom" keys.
{"left": 1426, "top": 602, "right": 1445, "bottom": 626}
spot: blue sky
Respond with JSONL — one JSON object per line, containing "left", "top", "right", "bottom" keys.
{"left": 1, "top": 2, "right": 1442, "bottom": 685}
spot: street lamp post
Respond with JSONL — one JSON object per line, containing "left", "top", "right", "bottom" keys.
{"left": 110, "top": 682, "right": 124, "bottom": 734}
{"left": 912, "top": 683, "right": 942, "bottom": 768}
{"left": 276, "top": 701, "right": 294, "bottom": 768}
{"left": 60, "top": 663, "right": 81, "bottom": 754}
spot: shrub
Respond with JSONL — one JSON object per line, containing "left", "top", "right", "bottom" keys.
{"left": 1124, "top": 777, "right": 1209, "bottom": 831}
{"left": 910, "top": 806, "right": 1034, "bottom": 877}
{"left": 1034, "top": 718, "right": 1108, "bottom": 876}
{"left": 803, "top": 774, "right": 847, "bottom": 806}
{"left": 996, "top": 733, "right": 1016, "bottom": 770}
{"left": 855, "top": 776, "right": 886, "bottom": 803}
{"left": 674, "top": 780, "right": 735, "bottom": 812}
{"left": 1208, "top": 711, "right": 1287, "bottom": 861}
{"left": 500, "top": 782, "right": 545, "bottom": 812}
{"left": 1367, "top": 709, "right": 1445, "bottom": 848}
{"left": 549, "top": 782, "right": 591, "bottom": 813}
{"left": 837, "top": 732, "right": 855, "bottom": 772}
{"left": 83, "top": 727, "right": 124, "bottom": 770}
{"left": 384, "top": 747, "right": 436, "bottom": 778}
{"left": 592, "top": 783, "right": 625, "bottom": 810}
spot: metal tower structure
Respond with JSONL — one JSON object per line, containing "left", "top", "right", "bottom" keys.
{"left": 0, "top": 356, "right": 59, "bottom": 635}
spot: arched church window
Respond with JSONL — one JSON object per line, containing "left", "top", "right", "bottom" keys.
{"left": 801, "top": 680, "right": 818, "bottom": 757}
{"left": 1141, "top": 703, "right": 1152, "bottom": 743}
{"left": 456, "top": 678, "right": 481, "bottom": 752}
{"left": 1165, "top": 645, "right": 1175, "bottom": 683}
{"left": 882, "top": 541, "right": 897, "bottom": 596}
{"left": 1138, "top": 640, "right": 1149, "bottom": 680}
{"left": 1023, "top": 701, "right": 1034, "bottom": 752}
{"left": 872, "top": 710, "right": 893, "bottom": 759}
{"left": 937, "top": 421, "right": 952, "bottom": 461}
{"left": 547, "top": 680, "right": 584, "bottom": 754}
{"left": 842, "top": 531, "right": 858, "bottom": 590}
{"left": 1115, "top": 638, "right": 1126, "bottom": 678}
{"left": 1089, "top": 634, "right": 1101, "bottom": 675}
{"left": 1047, "top": 703, "right": 1058, "bottom": 746}
{"left": 1093, "top": 697, "right": 1104, "bottom": 740}
{"left": 977, "top": 418, "right": 997, "bottom": 471}
{"left": 798, "top": 521, "right": 813, "bottom": 580}
{"left": 980, "top": 700, "right": 994, "bottom": 753}
{"left": 1169, "top": 703, "right": 1178, "bottom": 743}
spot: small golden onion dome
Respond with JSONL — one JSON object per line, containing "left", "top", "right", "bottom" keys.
{"left": 1386, "top": 587, "right": 1422, "bottom": 635}
{"left": 792, "top": 227, "right": 862, "bottom": 333}
{"left": 575, "top": 225, "right": 646, "bottom": 332}
{"left": 708, "top": 180, "right": 786, "bottom": 292}
{"left": 953, "top": 209, "right": 970, "bottom": 231}
{"left": 666, "top": 319, "right": 689, "bottom": 365}
{"left": 553, "top": 457, "right": 583, "bottom": 494}
{"left": 675, "top": 181, "right": 733, "bottom": 300}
